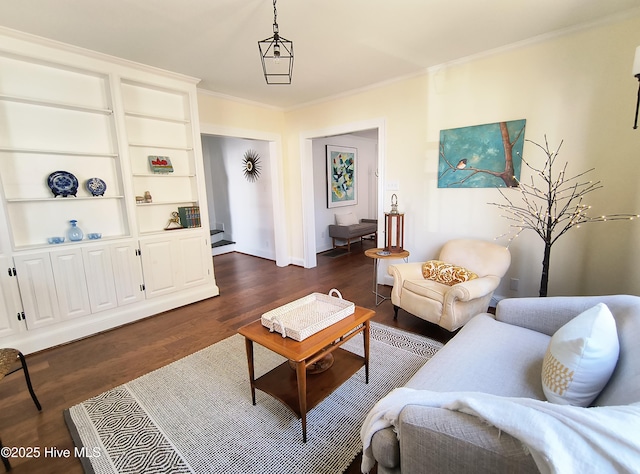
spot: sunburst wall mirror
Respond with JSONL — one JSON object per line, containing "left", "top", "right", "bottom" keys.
{"left": 242, "top": 149, "right": 262, "bottom": 182}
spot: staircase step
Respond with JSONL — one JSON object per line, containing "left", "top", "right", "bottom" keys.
{"left": 212, "top": 239, "right": 235, "bottom": 248}
{"left": 210, "top": 229, "right": 224, "bottom": 236}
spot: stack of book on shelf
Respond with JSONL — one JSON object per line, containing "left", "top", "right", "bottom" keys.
{"left": 178, "top": 206, "right": 201, "bottom": 228}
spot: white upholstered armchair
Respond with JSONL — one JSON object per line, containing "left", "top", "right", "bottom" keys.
{"left": 388, "top": 239, "right": 511, "bottom": 331}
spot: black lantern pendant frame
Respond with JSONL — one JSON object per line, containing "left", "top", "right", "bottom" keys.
{"left": 258, "top": 0, "right": 294, "bottom": 85}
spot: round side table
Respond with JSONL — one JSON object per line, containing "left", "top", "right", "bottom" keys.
{"left": 364, "top": 248, "right": 410, "bottom": 305}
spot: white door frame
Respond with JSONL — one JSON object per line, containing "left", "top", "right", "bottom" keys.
{"left": 300, "top": 118, "right": 386, "bottom": 268}
{"left": 199, "top": 123, "right": 289, "bottom": 267}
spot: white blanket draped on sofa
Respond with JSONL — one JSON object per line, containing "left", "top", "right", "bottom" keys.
{"left": 360, "top": 387, "right": 640, "bottom": 474}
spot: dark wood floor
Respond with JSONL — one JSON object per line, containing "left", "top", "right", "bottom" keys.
{"left": 0, "top": 240, "right": 454, "bottom": 473}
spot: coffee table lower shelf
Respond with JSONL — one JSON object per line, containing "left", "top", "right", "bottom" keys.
{"left": 254, "top": 348, "right": 365, "bottom": 419}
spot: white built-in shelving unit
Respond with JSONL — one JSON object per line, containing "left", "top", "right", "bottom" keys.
{"left": 0, "top": 31, "right": 218, "bottom": 353}
{"left": 0, "top": 53, "right": 128, "bottom": 250}
{"left": 121, "top": 79, "right": 200, "bottom": 235}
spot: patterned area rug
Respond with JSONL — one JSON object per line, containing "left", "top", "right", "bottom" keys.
{"left": 65, "top": 322, "right": 442, "bottom": 474}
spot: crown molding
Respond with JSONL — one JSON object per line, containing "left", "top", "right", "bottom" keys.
{"left": 0, "top": 26, "right": 200, "bottom": 85}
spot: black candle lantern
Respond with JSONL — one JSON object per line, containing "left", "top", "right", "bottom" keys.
{"left": 384, "top": 194, "right": 404, "bottom": 253}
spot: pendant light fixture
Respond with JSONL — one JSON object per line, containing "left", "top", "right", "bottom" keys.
{"left": 258, "top": 0, "right": 294, "bottom": 84}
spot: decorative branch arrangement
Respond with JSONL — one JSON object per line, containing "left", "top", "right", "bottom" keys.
{"left": 489, "top": 136, "right": 639, "bottom": 297}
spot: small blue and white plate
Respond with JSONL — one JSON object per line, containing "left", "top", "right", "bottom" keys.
{"left": 86, "top": 177, "right": 107, "bottom": 196}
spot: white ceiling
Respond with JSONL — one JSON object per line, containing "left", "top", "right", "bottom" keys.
{"left": 1, "top": 0, "right": 639, "bottom": 109}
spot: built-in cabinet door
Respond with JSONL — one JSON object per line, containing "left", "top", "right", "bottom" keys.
{"left": 139, "top": 237, "right": 180, "bottom": 299}
{"left": 13, "top": 253, "right": 61, "bottom": 330}
{"left": 175, "top": 234, "right": 211, "bottom": 289}
{"left": 50, "top": 248, "right": 91, "bottom": 320}
{"left": 139, "top": 233, "right": 212, "bottom": 299}
{"left": 0, "top": 256, "right": 24, "bottom": 338}
{"left": 110, "top": 242, "right": 144, "bottom": 306}
{"left": 82, "top": 245, "right": 118, "bottom": 313}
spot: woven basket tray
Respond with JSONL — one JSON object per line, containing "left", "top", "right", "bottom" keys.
{"left": 261, "top": 289, "right": 355, "bottom": 341}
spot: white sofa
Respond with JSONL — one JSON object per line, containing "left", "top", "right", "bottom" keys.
{"left": 364, "top": 295, "right": 640, "bottom": 473}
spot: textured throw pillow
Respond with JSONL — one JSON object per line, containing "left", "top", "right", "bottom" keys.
{"left": 421, "top": 260, "right": 478, "bottom": 286}
{"left": 541, "top": 303, "right": 619, "bottom": 407}
{"left": 335, "top": 212, "right": 358, "bottom": 226}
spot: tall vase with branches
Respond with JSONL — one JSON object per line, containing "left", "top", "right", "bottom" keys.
{"left": 490, "top": 136, "right": 638, "bottom": 297}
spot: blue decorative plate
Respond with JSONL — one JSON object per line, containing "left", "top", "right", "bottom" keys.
{"left": 86, "top": 177, "right": 107, "bottom": 197}
{"left": 47, "top": 171, "right": 78, "bottom": 197}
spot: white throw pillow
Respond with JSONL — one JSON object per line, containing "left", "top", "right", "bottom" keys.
{"left": 541, "top": 303, "right": 619, "bottom": 407}
{"left": 335, "top": 212, "right": 358, "bottom": 226}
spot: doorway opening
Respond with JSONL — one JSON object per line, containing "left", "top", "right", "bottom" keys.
{"left": 200, "top": 124, "right": 287, "bottom": 267}
{"left": 300, "top": 119, "right": 386, "bottom": 269}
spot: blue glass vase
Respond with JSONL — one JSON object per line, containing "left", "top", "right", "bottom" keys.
{"left": 67, "top": 219, "right": 84, "bottom": 241}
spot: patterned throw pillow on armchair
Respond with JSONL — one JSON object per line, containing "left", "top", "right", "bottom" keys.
{"left": 421, "top": 260, "right": 478, "bottom": 286}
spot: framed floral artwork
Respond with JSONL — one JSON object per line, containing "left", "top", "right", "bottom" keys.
{"left": 326, "top": 145, "right": 357, "bottom": 208}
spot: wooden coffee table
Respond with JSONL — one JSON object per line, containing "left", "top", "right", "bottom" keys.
{"left": 238, "top": 306, "right": 375, "bottom": 442}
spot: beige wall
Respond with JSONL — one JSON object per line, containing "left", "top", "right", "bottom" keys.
{"left": 197, "top": 91, "right": 285, "bottom": 135}
{"left": 198, "top": 13, "right": 640, "bottom": 298}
